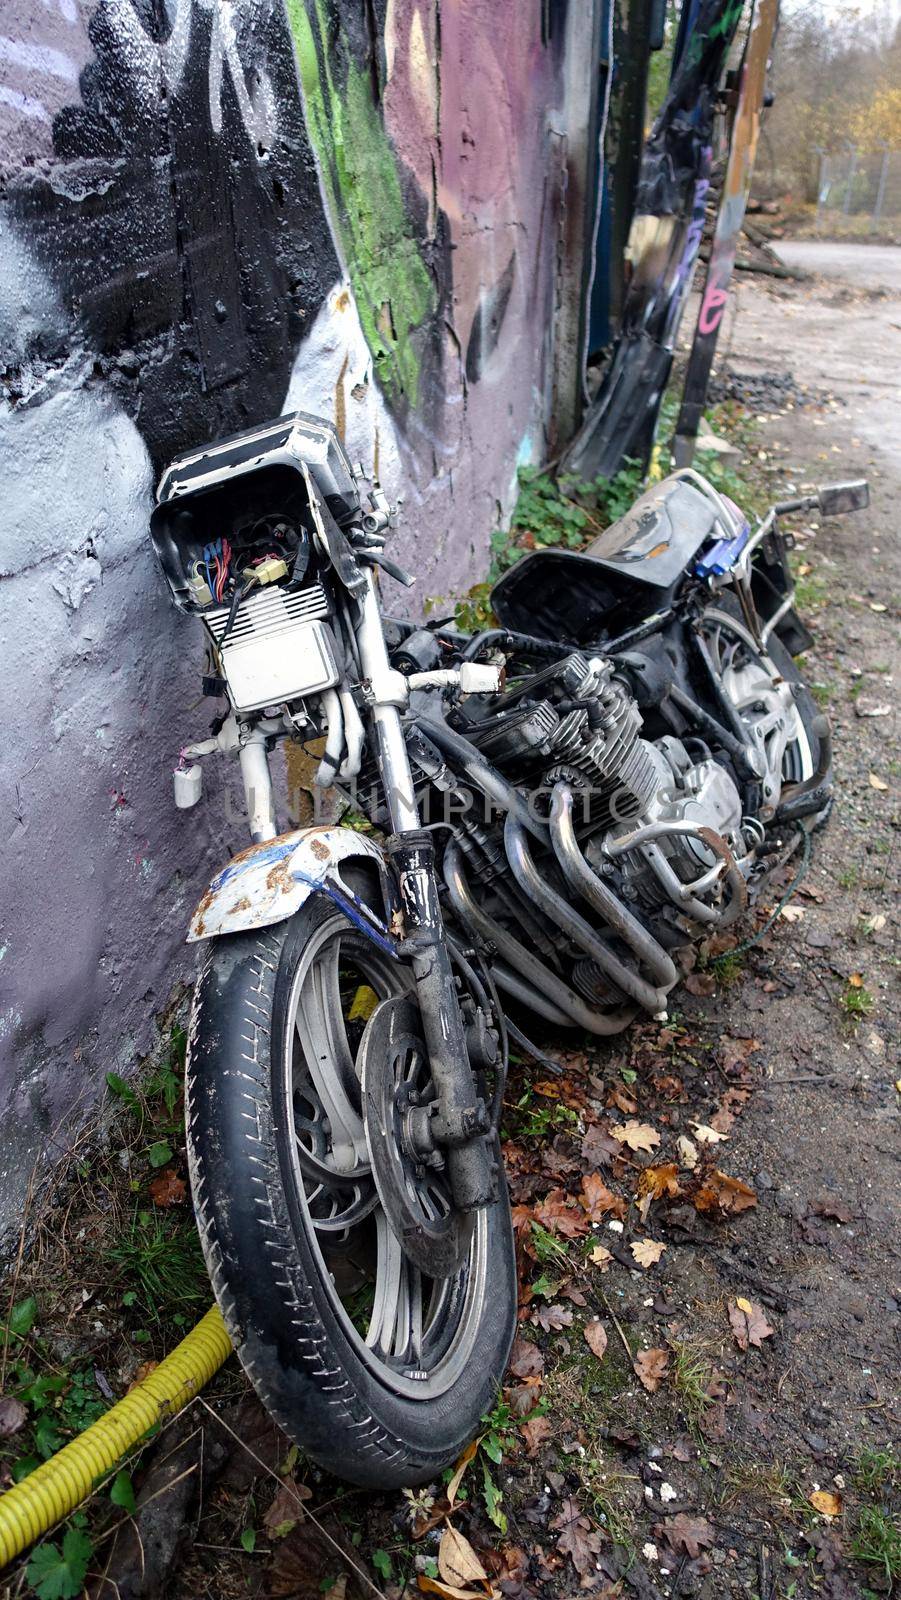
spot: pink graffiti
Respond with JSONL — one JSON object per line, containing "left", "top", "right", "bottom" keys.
{"left": 699, "top": 284, "right": 728, "bottom": 336}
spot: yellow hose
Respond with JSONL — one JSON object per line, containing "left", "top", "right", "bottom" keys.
{"left": 0, "top": 1305, "right": 232, "bottom": 1570}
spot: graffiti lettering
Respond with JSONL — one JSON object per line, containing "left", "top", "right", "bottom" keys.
{"left": 698, "top": 283, "right": 728, "bottom": 336}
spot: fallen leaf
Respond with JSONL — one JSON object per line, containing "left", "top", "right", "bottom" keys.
{"left": 809, "top": 1489, "right": 843, "bottom": 1518}
{"left": 868, "top": 772, "right": 889, "bottom": 791}
{"left": 612, "top": 1120, "right": 661, "bottom": 1154}
{"left": 719, "top": 1036, "right": 762, "bottom": 1075}
{"left": 148, "top": 1168, "right": 187, "bottom": 1207}
{"left": 631, "top": 1239, "right": 666, "bottom": 1269}
{"left": 583, "top": 1320, "right": 608, "bottom": 1360}
{"left": 637, "top": 1163, "right": 681, "bottom": 1202}
{"left": 534, "top": 1188, "right": 591, "bottom": 1239}
{"left": 728, "top": 1297, "right": 775, "bottom": 1350}
{"left": 579, "top": 1172, "right": 626, "bottom": 1221}
{"left": 847, "top": 971, "right": 865, "bottom": 988}
{"left": 655, "top": 1513, "right": 715, "bottom": 1559}
{"left": 811, "top": 1197, "right": 852, "bottom": 1223}
{"left": 508, "top": 1337, "right": 544, "bottom": 1380}
{"left": 685, "top": 972, "right": 716, "bottom": 996}
{"left": 581, "top": 1124, "right": 619, "bottom": 1166}
{"left": 446, "top": 1439, "right": 478, "bottom": 1509}
{"left": 533, "top": 1302, "right": 573, "bottom": 1332}
{"left": 438, "top": 1525, "right": 488, "bottom": 1589}
{"left": 693, "top": 1123, "right": 728, "bottom": 1145}
{"left": 551, "top": 1496, "right": 605, "bottom": 1575}
{"left": 779, "top": 905, "right": 805, "bottom": 922}
{"left": 263, "top": 1477, "right": 311, "bottom": 1538}
{"left": 634, "top": 1348, "right": 670, "bottom": 1392}
{"left": 677, "top": 1135, "right": 699, "bottom": 1170}
{"left": 589, "top": 1244, "right": 613, "bottom": 1271}
{"left": 693, "top": 1169, "right": 758, "bottom": 1215}
{"left": 418, "top": 1577, "right": 487, "bottom": 1600}
{"left": 0, "top": 1396, "right": 27, "bottom": 1437}
{"left": 521, "top": 1413, "right": 553, "bottom": 1456}
{"left": 127, "top": 1361, "right": 159, "bottom": 1389}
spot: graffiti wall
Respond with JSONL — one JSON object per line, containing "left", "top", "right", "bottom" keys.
{"left": 0, "top": 0, "right": 598, "bottom": 1226}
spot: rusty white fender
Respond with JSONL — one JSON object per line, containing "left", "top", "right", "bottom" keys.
{"left": 187, "top": 827, "right": 386, "bottom": 942}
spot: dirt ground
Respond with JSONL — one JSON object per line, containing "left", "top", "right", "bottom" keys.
{"left": 2, "top": 246, "right": 898, "bottom": 1600}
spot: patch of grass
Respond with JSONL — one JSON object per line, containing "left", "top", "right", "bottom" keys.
{"left": 838, "top": 864, "right": 860, "bottom": 889}
{"left": 671, "top": 1340, "right": 717, "bottom": 1431}
{"left": 503, "top": 1087, "right": 579, "bottom": 1142}
{"left": 710, "top": 950, "right": 745, "bottom": 986}
{"left": 811, "top": 681, "right": 835, "bottom": 708}
{"left": 721, "top": 1457, "right": 798, "bottom": 1511}
{"left": 840, "top": 981, "right": 875, "bottom": 1021}
{"left": 582, "top": 1455, "right": 638, "bottom": 1550}
{"left": 107, "top": 1207, "right": 207, "bottom": 1319}
{"left": 852, "top": 1505, "right": 901, "bottom": 1586}
{"left": 854, "top": 1445, "right": 900, "bottom": 1495}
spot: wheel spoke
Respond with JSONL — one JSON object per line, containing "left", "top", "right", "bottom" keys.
{"left": 294, "top": 944, "right": 368, "bottom": 1175}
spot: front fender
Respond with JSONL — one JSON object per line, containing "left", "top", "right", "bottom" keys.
{"left": 188, "top": 827, "right": 386, "bottom": 942}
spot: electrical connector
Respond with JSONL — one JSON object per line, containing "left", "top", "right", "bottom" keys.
{"left": 245, "top": 556, "right": 289, "bottom": 586}
{"left": 188, "top": 572, "right": 214, "bottom": 607}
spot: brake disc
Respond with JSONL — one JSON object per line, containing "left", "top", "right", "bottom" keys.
{"left": 359, "top": 993, "right": 472, "bottom": 1278}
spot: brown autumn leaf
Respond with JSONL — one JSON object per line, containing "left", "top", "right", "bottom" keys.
{"left": 589, "top": 1244, "right": 613, "bottom": 1271}
{"left": 612, "top": 1120, "right": 661, "bottom": 1154}
{"left": 127, "top": 1360, "right": 159, "bottom": 1390}
{"left": 630, "top": 1239, "right": 666, "bottom": 1269}
{"left": 508, "top": 1336, "right": 544, "bottom": 1380}
{"left": 148, "top": 1168, "right": 187, "bottom": 1207}
{"left": 446, "top": 1438, "right": 479, "bottom": 1508}
{"left": 581, "top": 1124, "right": 620, "bottom": 1167}
{"left": 637, "top": 1163, "right": 681, "bottom": 1203}
{"left": 438, "top": 1524, "right": 489, "bottom": 1589}
{"left": 684, "top": 971, "right": 716, "bottom": 996}
{"left": 633, "top": 1347, "right": 670, "bottom": 1392}
{"left": 534, "top": 1187, "right": 591, "bottom": 1238}
{"left": 811, "top": 1196, "right": 852, "bottom": 1223}
{"left": 0, "top": 1396, "right": 27, "bottom": 1437}
{"left": 263, "top": 1476, "right": 312, "bottom": 1538}
{"left": 521, "top": 1413, "right": 553, "bottom": 1457}
{"left": 418, "top": 1577, "right": 488, "bottom": 1600}
{"left": 551, "top": 1496, "right": 605, "bottom": 1576}
{"left": 533, "top": 1302, "right": 573, "bottom": 1333}
{"left": 655, "top": 1513, "right": 715, "bottom": 1559}
{"left": 719, "top": 1035, "right": 762, "bottom": 1075}
{"left": 809, "top": 1489, "right": 843, "bottom": 1518}
{"left": 607, "top": 1082, "right": 640, "bottom": 1115}
{"left": 693, "top": 1169, "right": 758, "bottom": 1215}
{"left": 728, "top": 1297, "right": 775, "bottom": 1350}
{"left": 579, "top": 1172, "right": 626, "bottom": 1221}
{"left": 583, "top": 1320, "right": 608, "bottom": 1361}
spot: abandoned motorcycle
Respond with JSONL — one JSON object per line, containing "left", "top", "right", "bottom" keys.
{"left": 150, "top": 411, "right": 866, "bottom": 1487}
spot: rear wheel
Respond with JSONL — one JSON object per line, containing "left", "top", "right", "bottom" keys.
{"left": 185, "top": 887, "right": 516, "bottom": 1488}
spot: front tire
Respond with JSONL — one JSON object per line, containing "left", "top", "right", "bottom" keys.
{"left": 185, "top": 893, "right": 516, "bottom": 1489}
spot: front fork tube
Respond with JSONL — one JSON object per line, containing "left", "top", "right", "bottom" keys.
{"left": 355, "top": 574, "right": 493, "bottom": 1211}
{"left": 387, "top": 832, "right": 495, "bottom": 1212}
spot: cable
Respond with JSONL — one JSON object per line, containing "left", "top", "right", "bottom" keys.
{"left": 722, "top": 823, "right": 812, "bottom": 962}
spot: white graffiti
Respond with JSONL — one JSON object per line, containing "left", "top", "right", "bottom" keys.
{"left": 104, "top": 0, "right": 277, "bottom": 149}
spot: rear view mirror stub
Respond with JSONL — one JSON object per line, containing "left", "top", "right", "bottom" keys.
{"left": 817, "top": 480, "right": 869, "bottom": 517}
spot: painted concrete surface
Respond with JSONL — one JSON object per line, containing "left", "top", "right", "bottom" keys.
{"left": 0, "top": 0, "right": 595, "bottom": 1229}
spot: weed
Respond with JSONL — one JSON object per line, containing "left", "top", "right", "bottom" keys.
{"left": 493, "top": 460, "right": 646, "bottom": 579}
{"left": 840, "top": 982, "right": 875, "bottom": 1021}
{"left": 671, "top": 1340, "right": 717, "bottom": 1430}
{"left": 851, "top": 1505, "right": 901, "bottom": 1585}
{"left": 107, "top": 1207, "right": 207, "bottom": 1317}
{"left": 721, "top": 1458, "right": 798, "bottom": 1511}
{"left": 838, "top": 864, "right": 860, "bottom": 889}
{"left": 503, "top": 1088, "right": 579, "bottom": 1141}
{"left": 529, "top": 1221, "right": 571, "bottom": 1269}
{"left": 854, "top": 1446, "right": 900, "bottom": 1494}
{"left": 811, "top": 681, "right": 834, "bottom": 708}
{"left": 711, "top": 950, "right": 745, "bottom": 986}
{"left": 582, "top": 1456, "right": 637, "bottom": 1550}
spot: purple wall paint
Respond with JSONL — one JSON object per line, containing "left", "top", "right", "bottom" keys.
{"left": 0, "top": 0, "right": 598, "bottom": 1232}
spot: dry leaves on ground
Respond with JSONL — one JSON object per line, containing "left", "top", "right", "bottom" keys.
{"left": 612, "top": 1121, "right": 661, "bottom": 1154}
{"left": 655, "top": 1513, "right": 715, "bottom": 1560}
{"left": 580, "top": 1172, "right": 626, "bottom": 1221}
{"left": 583, "top": 1320, "right": 608, "bottom": 1360}
{"left": 589, "top": 1244, "right": 613, "bottom": 1270}
{"left": 521, "top": 1414, "right": 553, "bottom": 1457}
{"left": 809, "top": 1489, "right": 843, "bottom": 1518}
{"left": 508, "top": 1337, "right": 544, "bottom": 1381}
{"left": 533, "top": 1188, "right": 591, "bottom": 1239}
{"left": 634, "top": 1347, "right": 670, "bottom": 1392}
{"left": 262, "top": 1476, "right": 312, "bottom": 1539}
{"left": 148, "top": 1169, "right": 187, "bottom": 1207}
{"left": 728, "top": 1296, "right": 775, "bottom": 1350}
{"left": 630, "top": 1239, "right": 666, "bottom": 1269}
{"left": 551, "top": 1496, "right": 606, "bottom": 1576}
{"left": 438, "top": 1525, "right": 489, "bottom": 1589}
{"left": 0, "top": 1396, "right": 27, "bottom": 1437}
{"left": 693, "top": 1168, "right": 758, "bottom": 1215}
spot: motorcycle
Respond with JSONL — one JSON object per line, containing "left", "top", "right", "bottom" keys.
{"left": 150, "top": 410, "right": 866, "bottom": 1488}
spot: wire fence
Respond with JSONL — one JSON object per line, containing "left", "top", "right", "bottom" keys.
{"left": 815, "top": 146, "right": 901, "bottom": 233}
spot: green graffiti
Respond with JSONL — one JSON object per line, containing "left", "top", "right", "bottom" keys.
{"left": 285, "top": 0, "right": 436, "bottom": 409}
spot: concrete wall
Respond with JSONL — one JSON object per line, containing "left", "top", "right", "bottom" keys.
{"left": 0, "top": 0, "right": 596, "bottom": 1227}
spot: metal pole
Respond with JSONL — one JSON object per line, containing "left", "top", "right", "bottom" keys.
{"left": 814, "top": 146, "right": 826, "bottom": 231}
{"left": 873, "top": 144, "right": 890, "bottom": 228}
{"left": 842, "top": 143, "right": 858, "bottom": 216}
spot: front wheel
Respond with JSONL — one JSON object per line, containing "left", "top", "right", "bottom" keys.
{"left": 185, "top": 888, "right": 516, "bottom": 1489}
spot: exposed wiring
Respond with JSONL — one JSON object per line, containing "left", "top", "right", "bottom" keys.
{"left": 723, "top": 823, "right": 812, "bottom": 961}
